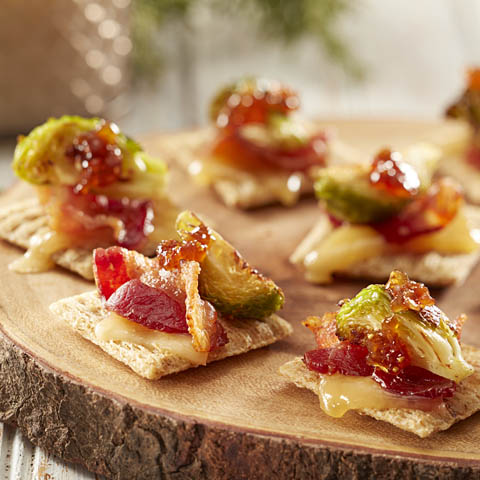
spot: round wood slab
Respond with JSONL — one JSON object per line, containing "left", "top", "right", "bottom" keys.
{"left": 1, "top": 120, "right": 480, "bottom": 479}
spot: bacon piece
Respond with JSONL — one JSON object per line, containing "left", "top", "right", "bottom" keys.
{"left": 181, "top": 261, "right": 228, "bottom": 352}
{"left": 304, "top": 343, "right": 373, "bottom": 376}
{"left": 94, "top": 247, "right": 157, "bottom": 300}
{"left": 212, "top": 131, "right": 327, "bottom": 172}
{"left": 374, "top": 179, "right": 463, "bottom": 243}
{"left": 94, "top": 247, "right": 132, "bottom": 300}
{"left": 303, "top": 313, "right": 339, "bottom": 348}
{"left": 386, "top": 270, "right": 435, "bottom": 313}
{"left": 369, "top": 149, "right": 420, "bottom": 198}
{"left": 211, "top": 79, "right": 299, "bottom": 132}
{"left": 373, "top": 366, "right": 456, "bottom": 399}
{"left": 94, "top": 246, "right": 228, "bottom": 351}
{"left": 105, "top": 279, "right": 188, "bottom": 333}
{"left": 59, "top": 189, "right": 153, "bottom": 250}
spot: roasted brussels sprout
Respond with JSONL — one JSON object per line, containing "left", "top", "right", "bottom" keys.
{"left": 13, "top": 115, "right": 167, "bottom": 197}
{"left": 314, "top": 165, "right": 407, "bottom": 223}
{"left": 336, "top": 277, "right": 473, "bottom": 383}
{"left": 176, "top": 211, "right": 284, "bottom": 319}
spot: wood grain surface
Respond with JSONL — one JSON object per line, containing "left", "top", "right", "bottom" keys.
{"left": 0, "top": 120, "right": 479, "bottom": 480}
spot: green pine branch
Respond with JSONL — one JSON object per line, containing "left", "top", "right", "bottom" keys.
{"left": 131, "top": 0, "right": 363, "bottom": 82}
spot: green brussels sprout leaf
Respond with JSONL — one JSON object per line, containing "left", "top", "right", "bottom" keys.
{"left": 314, "top": 165, "right": 407, "bottom": 223}
{"left": 176, "top": 211, "right": 285, "bottom": 319}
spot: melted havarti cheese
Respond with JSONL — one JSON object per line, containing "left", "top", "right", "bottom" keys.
{"left": 316, "top": 373, "right": 434, "bottom": 418}
{"left": 95, "top": 313, "right": 209, "bottom": 365}
{"left": 301, "top": 209, "right": 479, "bottom": 283}
{"left": 9, "top": 229, "right": 71, "bottom": 273}
{"left": 303, "top": 225, "right": 385, "bottom": 284}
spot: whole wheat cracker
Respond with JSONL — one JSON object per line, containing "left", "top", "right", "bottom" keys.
{"left": 50, "top": 291, "right": 293, "bottom": 380}
{"left": 279, "top": 346, "right": 480, "bottom": 438}
{"left": 290, "top": 205, "right": 480, "bottom": 286}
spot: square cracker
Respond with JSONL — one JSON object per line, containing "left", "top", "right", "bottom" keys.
{"left": 279, "top": 345, "right": 480, "bottom": 438}
{"left": 158, "top": 128, "right": 358, "bottom": 209}
{"left": 290, "top": 205, "right": 480, "bottom": 286}
{"left": 50, "top": 291, "right": 293, "bottom": 380}
{"left": 0, "top": 197, "right": 94, "bottom": 280}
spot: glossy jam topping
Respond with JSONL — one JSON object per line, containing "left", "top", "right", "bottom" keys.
{"left": 211, "top": 78, "right": 299, "bottom": 132}
{"left": 369, "top": 149, "right": 420, "bottom": 198}
{"left": 385, "top": 270, "right": 435, "bottom": 313}
{"left": 156, "top": 223, "right": 211, "bottom": 270}
{"left": 106, "top": 278, "right": 188, "bottom": 333}
{"left": 212, "top": 131, "right": 327, "bottom": 172}
{"left": 374, "top": 179, "right": 463, "bottom": 243}
{"left": 53, "top": 188, "right": 153, "bottom": 250}
{"left": 372, "top": 366, "right": 456, "bottom": 398}
{"left": 66, "top": 122, "right": 127, "bottom": 193}
{"left": 363, "top": 318, "right": 411, "bottom": 373}
{"left": 304, "top": 343, "right": 374, "bottom": 376}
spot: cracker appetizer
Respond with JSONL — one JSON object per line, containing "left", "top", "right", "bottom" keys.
{"left": 171, "top": 76, "right": 357, "bottom": 208}
{"left": 280, "top": 270, "right": 480, "bottom": 438}
{"left": 50, "top": 211, "right": 291, "bottom": 379}
{"left": 0, "top": 116, "right": 177, "bottom": 279}
{"left": 441, "top": 67, "right": 480, "bottom": 203}
{"left": 291, "top": 145, "right": 480, "bottom": 285}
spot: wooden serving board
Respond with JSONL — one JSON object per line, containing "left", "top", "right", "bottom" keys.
{"left": 0, "top": 119, "right": 479, "bottom": 480}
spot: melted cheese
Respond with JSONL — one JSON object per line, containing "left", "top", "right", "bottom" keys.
{"left": 303, "top": 225, "right": 385, "bottom": 283}
{"left": 317, "top": 373, "right": 434, "bottom": 418}
{"left": 300, "top": 208, "right": 479, "bottom": 283}
{"left": 95, "top": 313, "right": 209, "bottom": 365}
{"left": 9, "top": 229, "right": 71, "bottom": 273}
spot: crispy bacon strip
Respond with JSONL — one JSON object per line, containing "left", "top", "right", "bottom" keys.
{"left": 375, "top": 179, "right": 463, "bottom": 244}
{"left": 303, "top": 313, "right": 339, "bottom": 349}
{"left": 94, "top": 246, "right": 228, "bottom": 352}
{"left": 180, "top": 260, "right": 227, "bottom": 352}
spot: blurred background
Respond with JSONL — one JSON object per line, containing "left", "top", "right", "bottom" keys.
{"left": 1, "top": 0, "right": 480, "bottom": 186}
